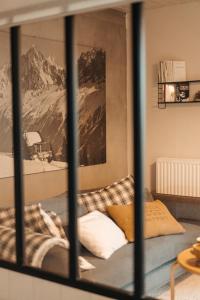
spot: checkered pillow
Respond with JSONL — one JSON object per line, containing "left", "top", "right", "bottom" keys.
{"left": 0, "top": 207, "right": 15, "bottom": 228}
{"left": 46, "top": 211, "right": 67, "bottom": 239}
{"left": 0, "top": 204, "right": 53, "bottom": 236}
{"left": 78, "top": 175, "right": 134, "bottom": 213}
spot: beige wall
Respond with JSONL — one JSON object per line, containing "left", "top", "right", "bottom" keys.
{"left": 145, "top": 2, "right": 200, "bottom": 191}
{"left": 0, "top": 10, "right": 128, "bottom": 206}
{"left": 126, "top": 10, "right": 134, "bottom": 175}
{"left": 0, "top": 170, "right": 67, "bottom": 208}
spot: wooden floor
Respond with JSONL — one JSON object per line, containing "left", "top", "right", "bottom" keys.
{"left": 158, "top": 274, "right": 200, "bottom": 300}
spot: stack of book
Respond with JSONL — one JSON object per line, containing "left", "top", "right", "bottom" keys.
{"left": 158, "top": 60, "right": 186, "bottom": 82}
{"left": 158, "top": 60, "right": 189, "bottom": 103}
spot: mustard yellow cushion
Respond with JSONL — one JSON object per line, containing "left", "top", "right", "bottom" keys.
{"left": 106, "top": 200, "right": 185, "bottom": 242}
{"left": 107, "top": 203, "right": 133, "bottom": 241}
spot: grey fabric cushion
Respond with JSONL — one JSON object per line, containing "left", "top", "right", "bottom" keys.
{"left": 39, "top": 193, "right": 87, "bottom": 225}
{"left": 153, "top": 193, "right": 200, "bottom": 222}
{"left": 42, "top": 245, "right": 69, "bottom": 277}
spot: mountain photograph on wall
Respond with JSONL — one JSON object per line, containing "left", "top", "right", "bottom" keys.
{"left": 0, "top": 43, "right": 106, "bottom": 178}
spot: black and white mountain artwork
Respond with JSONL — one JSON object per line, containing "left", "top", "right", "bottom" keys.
{"left": 0, "top": 45, "right": 106, "bottom": 176}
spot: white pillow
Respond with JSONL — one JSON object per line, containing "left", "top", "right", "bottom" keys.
{"left": 78, "top": 210, "right": 128, "bottom": 259}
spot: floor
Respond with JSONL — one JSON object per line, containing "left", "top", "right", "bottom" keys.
{"left": 158, "top": 274, "right": 200, "bottom": 300}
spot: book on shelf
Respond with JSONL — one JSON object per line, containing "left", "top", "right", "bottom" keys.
{"left": 175, "top": 82, "right": 189, "bottom": 102}
{"left": 158, "top": 60, "right": 186, "bottom": 83}
{"left": 173, "top": 61, "right": 186, "bottom": 81}
{"left": 165, "top": 84, "right": 176, "bottom": 102}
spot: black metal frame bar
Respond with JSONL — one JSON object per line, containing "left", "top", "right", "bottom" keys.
{"left": 132, "top": 3, "right": 145, "bottom": 299}
{"left": 64, "top": 15, "right": 79, "bottom": 282}
{"left": 0, "top": 2, "right": 159, "bottom": 300}
{"left": 10, "top": 26, "right": 25, "bottom": 267}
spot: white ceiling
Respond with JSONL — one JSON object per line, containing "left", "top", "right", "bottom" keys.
{"left": 0, "top": 0, "right": 136, "bottom": 28}
{"left": 0, "top": 0, "right": 199, "bottom": 28}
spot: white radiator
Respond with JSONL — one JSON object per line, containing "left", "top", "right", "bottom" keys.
{"left": 156, "top": 157, "right": 200, "bottom": 197}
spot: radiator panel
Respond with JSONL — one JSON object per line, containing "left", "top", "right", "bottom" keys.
{"left": 156, "top": 158, "right": 200, "bottom": 197}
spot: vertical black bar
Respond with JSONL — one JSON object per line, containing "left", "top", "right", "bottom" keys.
{"left": 10, "top": 26, "right": 25, "bottom": 266}
{"left": 131, "top": 2, "right": 145, "bottom": 299}
{"left": 64, "top": 16, "right": 78, "bottom": 281}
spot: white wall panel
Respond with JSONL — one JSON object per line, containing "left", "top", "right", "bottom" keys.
{"left": 0, "top": 268, "right": 9, "bottom": 300}
{"left": 0, "top": 268, "right": 111, "bottom": 300}
{"left": 8, "top": 272, "right": 34, "bottom": 300}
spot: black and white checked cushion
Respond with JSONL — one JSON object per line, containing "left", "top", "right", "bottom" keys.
{"left": 0, "top": 225, "right": 16, "bottom": 263}
{"left": 0, "top": 204, "right": 53, "bottom": 236}
{"left": 0, "top": 207, "right": 15, "bottom": 228}
{"left": 0, "top": 204, "right": 68, "bottom": 240}
{"left": 0, "top": 225, "right": 64, "bottom": 266}
{"left": 78, "top": 175, "right": 134, "bottom": 213}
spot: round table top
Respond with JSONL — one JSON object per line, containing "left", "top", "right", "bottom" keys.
{"left": 177, "top": 248, "right": 200, "bottom": 275}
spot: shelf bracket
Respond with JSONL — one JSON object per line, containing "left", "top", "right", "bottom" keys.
{"left": 158, "top": 102, "right": 166, "bottom": 109}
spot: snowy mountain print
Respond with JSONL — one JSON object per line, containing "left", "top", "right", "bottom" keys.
{"left": 0, "top": 45, "right": 106, "bottom": 176}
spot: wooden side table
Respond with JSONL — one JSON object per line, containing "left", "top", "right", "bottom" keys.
{"left": 170, "top": 248, "right": 200, "bottom": 300}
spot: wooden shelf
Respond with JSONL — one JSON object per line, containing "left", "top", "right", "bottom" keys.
{"left": 158, "top": 100, "right": 200, "bottom": 104}
{"left": 158, "top": 80, "right": 200, "bottom": 108}
{"left": 158, "top": 80, "right": 200, "bottom": 85}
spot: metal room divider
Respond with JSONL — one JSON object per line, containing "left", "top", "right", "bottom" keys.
{"left": 0, "top": 2, "right": 156, "bottom": 299}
